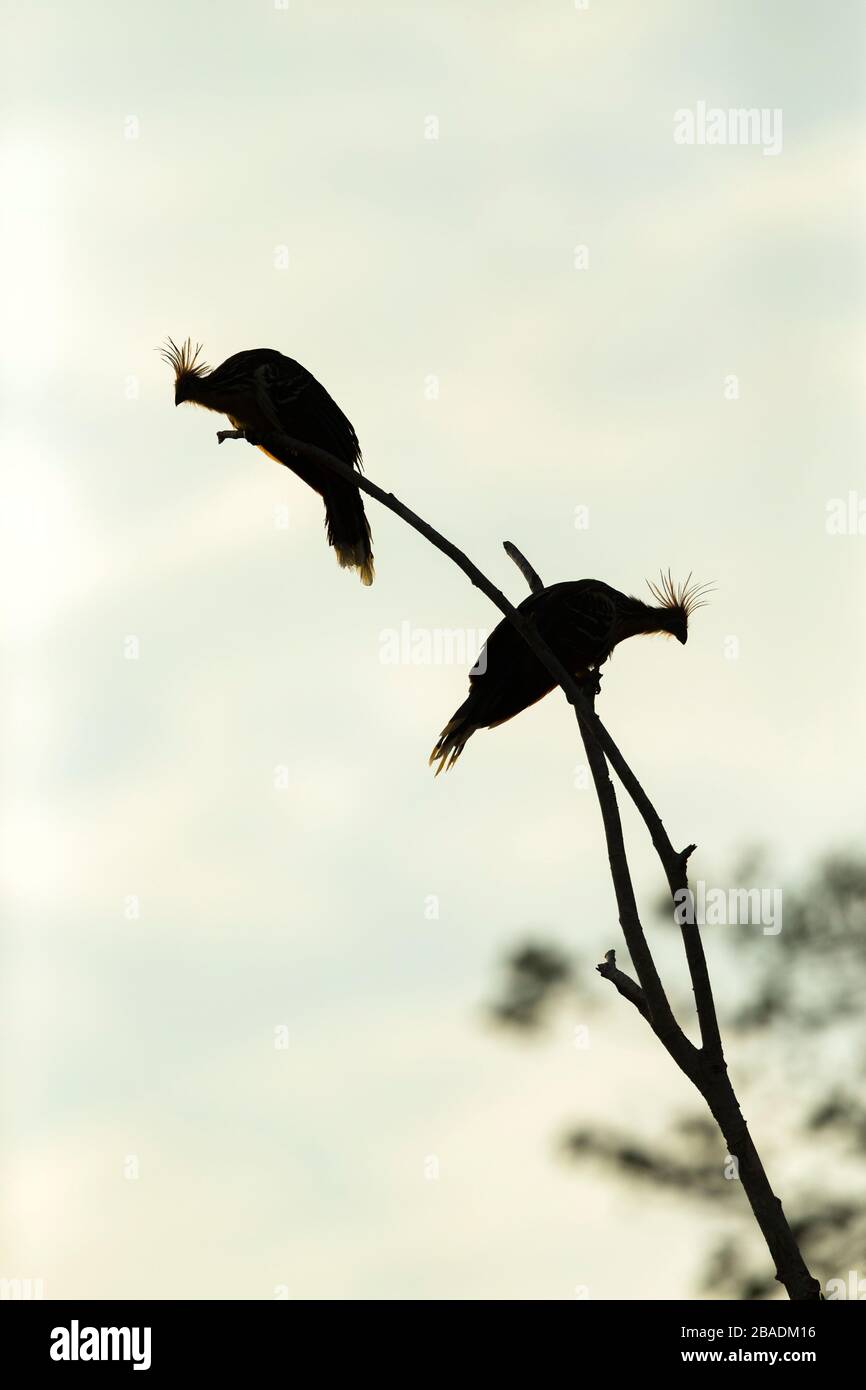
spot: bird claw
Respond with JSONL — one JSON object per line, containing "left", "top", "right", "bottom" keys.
{"left": 216, "top": 428, "right": 260, "bottom": 447}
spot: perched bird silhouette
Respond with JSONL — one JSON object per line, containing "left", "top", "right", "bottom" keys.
{"left": 162, "top": 337, "right": 374, "bottom": 584}
{"left": 429, "top": 573, "right": 709, "bottom": 774}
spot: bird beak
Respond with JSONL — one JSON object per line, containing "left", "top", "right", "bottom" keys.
{"left": 678, "top": 631, "right": 688, "bottom": 645}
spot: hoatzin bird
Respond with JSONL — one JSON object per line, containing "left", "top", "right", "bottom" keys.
{"left": 429, "top": 573, "right": 709, "bottom": 774}
{"left": 162, "top": 338, "right": 374, "bottom": 584}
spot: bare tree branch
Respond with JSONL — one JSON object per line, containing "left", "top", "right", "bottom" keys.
{"left": 216, "top": 426, "right": 821, "bottom": 1301}
{"left": 218, "top": 432, "right": 717, "bottom": 1061}
{"left": 498, "top": 547, "right": 721, "bottom": 1061}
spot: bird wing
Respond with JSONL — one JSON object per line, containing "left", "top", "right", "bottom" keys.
{"left": 252, "top": 356, "right": 362, "bottom": 468}
{"left": 466, "top": 614, "right": 555, "bottom": 728}
{"left": 537, "top": 582, "right": 619, "bottom": 665}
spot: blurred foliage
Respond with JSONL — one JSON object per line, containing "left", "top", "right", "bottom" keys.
{"left": 486, "top": 942, "right": 573, "bottom": 1030}
{"left": 486, "top": 849, "right": 866, "bottom": 1298}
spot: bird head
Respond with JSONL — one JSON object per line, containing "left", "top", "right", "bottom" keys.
{"left": 645, "top": 571, "right": 713, "bottom": 644}
{"left": 160, "top": 337, "right": 209, "bottom": 406}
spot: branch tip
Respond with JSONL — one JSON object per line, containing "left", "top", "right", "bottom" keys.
{"left": 503, "top": 541, "right": 544, "bottom": 595}
{"left": 596, "top": 948, "right": 617, "bottom": 977}
{"left": 595, "top": 949, "right": 651, "bottom": 1021}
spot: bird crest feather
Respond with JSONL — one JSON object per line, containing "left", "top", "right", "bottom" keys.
{"left": 645, "top": 570, "right": 713, "bottom": 619}
{"left": 159, "top": 336, "right": 210, "bottom": 383}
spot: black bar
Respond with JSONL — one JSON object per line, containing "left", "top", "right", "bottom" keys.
{"left": 4, "top": 1297, "right": 862, "bottom": 1375}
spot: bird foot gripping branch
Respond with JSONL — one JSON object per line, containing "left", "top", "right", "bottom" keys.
{"left": 579, "top": 669, "right": 603, "bottom": 699}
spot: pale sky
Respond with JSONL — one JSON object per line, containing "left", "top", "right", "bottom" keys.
{"left": 2, "top": 0, "right": 864, "bottom": 1299}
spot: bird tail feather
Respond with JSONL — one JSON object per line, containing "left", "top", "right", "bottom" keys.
{"left": 429, "top": 697, "right": 479, "bottom": 776}
{"left": 324, "top": 483, "right": 375, "bottom": 586}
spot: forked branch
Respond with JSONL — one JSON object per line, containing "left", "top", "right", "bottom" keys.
{"left": 216, "top": 428, "right": 821, "bottom": 1300}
